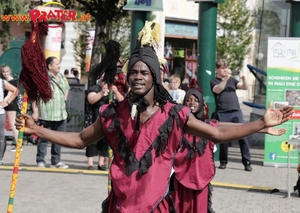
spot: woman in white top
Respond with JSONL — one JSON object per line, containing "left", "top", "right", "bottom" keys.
{"left": 0, "top": 64, "right": 18, "bottom": 165}
{"left": 1, "top": 65, "right": 19, "bottom": 151}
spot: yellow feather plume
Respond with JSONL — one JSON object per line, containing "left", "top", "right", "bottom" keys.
{"left": 158, "top": 58, "right": 167, "bottom": 66}
{"left": 137, "top": 21, "right": 161, "bottom": 48}
{"left": 122, "top": 59, "right": 129, "bottom": 75}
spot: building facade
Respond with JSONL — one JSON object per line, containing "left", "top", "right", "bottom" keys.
{"left": 154, "top": 0, "right": 292, "bottom": 102}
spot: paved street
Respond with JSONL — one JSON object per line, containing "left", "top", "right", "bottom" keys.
{"left": 1, "top": 143, "right": 299, "bottom": 213}
{"left": 0, "top": 102, "right": 299, "bottom": 213}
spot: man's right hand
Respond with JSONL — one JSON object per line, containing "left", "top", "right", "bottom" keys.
{"left": 15, "top": 112, "right": 38, "bottom": 135}
{"left": 223, "top": 68, "right": 232, "bottom": 81}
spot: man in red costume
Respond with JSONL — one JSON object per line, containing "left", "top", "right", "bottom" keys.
{"left": 16, "top": 22, "right": 293, "bottom": 213}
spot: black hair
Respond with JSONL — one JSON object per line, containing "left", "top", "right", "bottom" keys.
{"left": 45, "top": 56, "right": 57, "bottom": 70}
{"left": 154, "top": 83, "right": 175, "bottom": 112}
{"left": 73, "top": 70, "right": 79, "bottom": 77}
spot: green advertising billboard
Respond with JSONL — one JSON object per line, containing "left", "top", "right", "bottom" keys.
{"left": 265, "top": 37, "right": 300, "bottom": 166}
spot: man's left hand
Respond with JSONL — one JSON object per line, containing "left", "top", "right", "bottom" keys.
{"left": 262, "top": 101, "right": 294, "bottom": 127}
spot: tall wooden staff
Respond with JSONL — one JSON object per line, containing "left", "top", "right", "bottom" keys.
{"left": 107, "top": 88, "right": 114, "bottom": 194}
{"left": 6, "top": 92, "right": 28, "bottom": 213}
{"left": 7, "top": 22, "right": 52, "bottom": 213}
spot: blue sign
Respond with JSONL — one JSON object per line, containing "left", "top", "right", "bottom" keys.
{"left": 135, "top": 0, "right": 151, "bottom": 6}
{"left": 123, "top": 0, "right": 163, "bottom": 11}
{"left": 269, "top": 153, "right": 277, "bottom": 160}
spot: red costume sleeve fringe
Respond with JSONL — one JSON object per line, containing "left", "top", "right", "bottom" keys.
{"left": 19, "top": 22, "right": 52, "bottom": 103}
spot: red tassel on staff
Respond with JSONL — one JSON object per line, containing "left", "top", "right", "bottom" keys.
{"left": 19, "top": 22, "right": 52, "bottom": 103}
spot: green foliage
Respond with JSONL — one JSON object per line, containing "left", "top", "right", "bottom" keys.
{"left": 0, "top": 0, "right": 28, "bottom": 50}
{"left": 71, "top": 22, "right": 92, "bottom": 78}
{"left": 106, "top": 15, "right": 131, "bottom": 60}
{"left": 61, "top": 0, "right": 129, "bottom": 88}
{"left": 217, "top": 0, "right": 254, "bottom": 71}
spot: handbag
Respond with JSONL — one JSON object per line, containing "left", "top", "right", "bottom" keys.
{"left": 50, "top": 75, "right": 71, "bottom": 123}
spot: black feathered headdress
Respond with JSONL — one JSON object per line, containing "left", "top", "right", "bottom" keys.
{"left": 90, "top": 40, "right": 121, "bottom": 86}
{"left": 125, "top": 21, "right": 162, "bottom": 85}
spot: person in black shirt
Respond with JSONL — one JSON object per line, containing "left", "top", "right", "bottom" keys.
{"left": 210, "top": 59, "right": 252, "bottom": 171}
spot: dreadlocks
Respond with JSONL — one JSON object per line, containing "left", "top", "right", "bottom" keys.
{"left": 153, "top": 83, "right": 175, "bottom": 112}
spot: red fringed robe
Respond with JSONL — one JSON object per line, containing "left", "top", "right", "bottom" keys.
{"left": 171, "top": 120, "right": 218, "bottom": 213}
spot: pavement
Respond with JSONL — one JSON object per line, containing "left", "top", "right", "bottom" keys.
{"left": 0, "top": 101, "right": 299, "bottom": 213}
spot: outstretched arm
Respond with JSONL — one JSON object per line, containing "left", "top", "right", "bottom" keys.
{"left": 218, "top": 122, "right": 286, "bottom": 136}
{"left": 15, "top": 112, "right": 104, "bottom": 149}
{"left": 184, "top": 101, "right": 293, "bottom": 143}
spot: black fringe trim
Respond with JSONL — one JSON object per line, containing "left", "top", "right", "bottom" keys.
{"left": 101, "top": 104, "right": 184, "bottom": 177}
{"left": 181, "top": 119, "right": 217, "bottom": 159}
{"left": 208, "top": 183, "right": 215, "bottom": 213}
{"left": 180, "top": 136, "right": 209, "bottom": 159}
{"left": 101, "top": 198, "right": 108, "bottom": 213}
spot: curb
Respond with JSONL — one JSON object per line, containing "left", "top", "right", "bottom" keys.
{"left": 211, "top": 181, "right": 278, "bottom": 193}
{"left": 0, "top": 166, "right": 108, "bottom": 175}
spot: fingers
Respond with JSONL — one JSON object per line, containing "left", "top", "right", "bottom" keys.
{"left": 267, "top": 101, "right": 274, "bottom": 111}
{"left": 15, "top": 112, "right": 31, "bottom": 124}
{"left": 281, "top": 117, "right": 289, "bottom": 123}
{"left": 283, "top": 107, "right": 294, "bottom": 118}
{"left": 280, "top": 105, "right": 294, "bottom": 114}
{"left": 278, "top": 129, "right": 286, "bottom": 136}
{"left": 20, "top": 112, "right": 31, "bottom": 119}
{"left": 280, "top": 129, "right": 286, "bottom": 134}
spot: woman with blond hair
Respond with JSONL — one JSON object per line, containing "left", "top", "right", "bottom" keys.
{"left": 0, "top": 64, "right": 19, "bottom": 152}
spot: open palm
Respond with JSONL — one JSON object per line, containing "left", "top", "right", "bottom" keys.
{"left": 262, "top": 101, "right": 294, "bottom": 127}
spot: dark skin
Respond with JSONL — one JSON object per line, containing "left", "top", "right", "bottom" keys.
{"left": 185, "top": 94, "right": 287, "bottom": 136}
{"left": 15, "top": 61, "right": 294, "bottom": 149}
{"left": 128, "top": 61, "right": 159, "bottom": 123}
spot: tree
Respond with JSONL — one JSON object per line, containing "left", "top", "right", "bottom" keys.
{"left": 71, "top": 23, "right": 90, "bottom": 78}
{"left": 252, "top": 1, "right": 281, "bottom": 70}
{"left": 61, "top": 0, "right": 129, "bottom": 87}
{"left": 0, "top": 0, "right": 33, "bottom": 50}
{"left": 253, "top": 1, "right": 281, "bottom": 37}
{"left": 106, "top": 15, "right": 131, "bottom": 60}
{"left": 216, "top": 0, "right": 254, "bottom": 71}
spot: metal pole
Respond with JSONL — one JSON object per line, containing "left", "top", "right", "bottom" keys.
{"left": 288, "top": 143, "right": 291, "bottom": 199}
{"left": 290, "top": 2, "right": 300, "bottom": 37}
{"left": 130, "top": 11, "right": 151, "bottom": 54}
{"left": 197, "top": 2, "right": 219, "bottom": 161}
{"left": 197, "top": 2, "right": 218, "bottom": 118}
{"left": 288, "top": 1, "right": 300, "bottom": 198}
